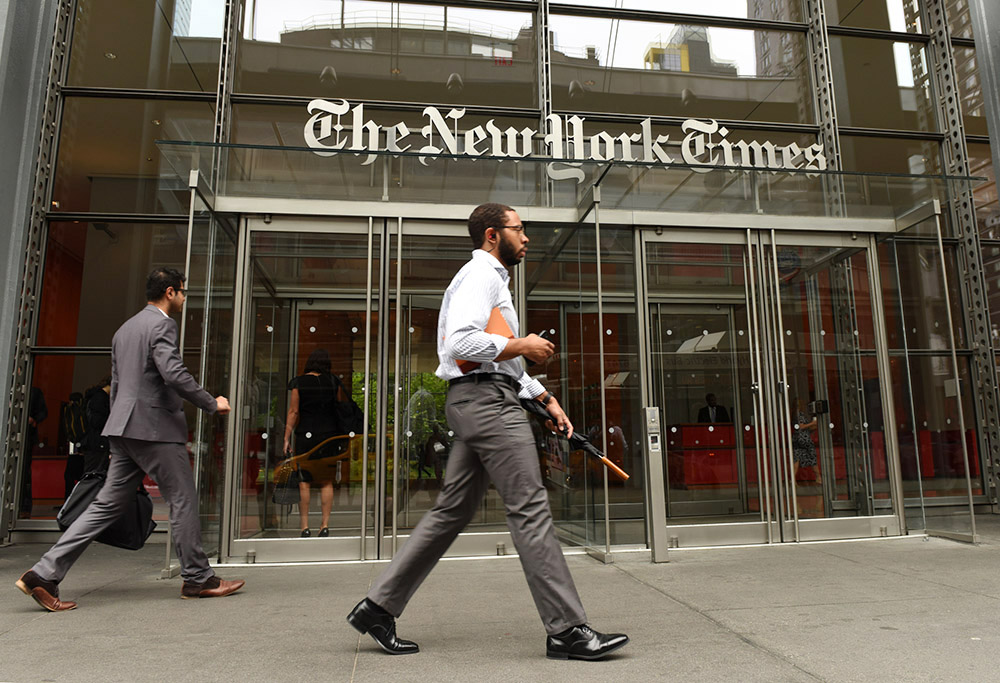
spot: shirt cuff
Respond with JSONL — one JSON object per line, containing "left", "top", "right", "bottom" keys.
{"left": 487, "top": 333, "right": 510, "bottom": 359}
{"left": 518, "top": 376, "right": 546, "bottom": 400}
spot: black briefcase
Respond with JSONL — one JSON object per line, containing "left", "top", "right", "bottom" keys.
{"left": 57, "top": 471, "right": 158, "bottom": 551}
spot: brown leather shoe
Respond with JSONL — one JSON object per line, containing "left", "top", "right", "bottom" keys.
{"left": 16, "top": 571, "right": 77, "bottom": 612}
{"left": 180, "top": 575, "right": 245, "bottom": 599}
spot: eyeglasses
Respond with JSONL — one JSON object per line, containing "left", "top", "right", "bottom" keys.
{"left": 496, "top": 224, "right": 526, "bottom": 235}
{"left": 174, "top": 288, "right": 187, "bottom": 296}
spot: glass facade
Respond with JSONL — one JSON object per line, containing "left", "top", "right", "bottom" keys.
{"left": 5, "top": 0, "right": 997, "bottom": 560}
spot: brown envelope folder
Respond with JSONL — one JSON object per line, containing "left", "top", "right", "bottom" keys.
{"left": 456, "top": 307, "right": 514, "bottom": 374}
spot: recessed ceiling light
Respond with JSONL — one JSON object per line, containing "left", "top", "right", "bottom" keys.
{"left": 104, "top": 52, "right": 117, "bottom": 59}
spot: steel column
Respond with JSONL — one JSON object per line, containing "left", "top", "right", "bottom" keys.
{"left": 1, "top": 0, "right": 73, "bottom": 537}
{"left": 926, "top": 0, "right": 1000, "bottom": 506}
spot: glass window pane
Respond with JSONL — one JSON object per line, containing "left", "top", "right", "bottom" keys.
{"left": 944, "top": 0, "right": 975, "bottom": 40}
{"left": 982, "top": 245, "right": 1000, "bottom": 337}
{"left": 955, "top": 47, "right": 987, "bottom": 136}
{"left": 826, "top": 0, "right": 924, "bottom": 33}
{"left": 36, "top": 222, "right": 194, "bottom": 347}
{"left": 552, "top": 0, "right": 804, "bottom": 23}
{"left": 236, "top": 1, "right": 536, "bottom": 107}
{"left": 549, "top": 17, "right": 813, "bottom": 124}
{"left": 52, "top": 97, "right": 216, "bottom": 214}
{"left": 879, "top": 240, "right": 967, "bottom": 351}
{"left": 830, "top": 36, "right": 936, "bottom": 131}
{"left": 968, "top": 143, "right": 998, "bottom": 239}
{"left": 840, "top": 135, "right": 941, "bottom": 175}
{"left": 68, "top": 0, "right": 223, "bottom": 91}
{"left": 18, "top": 354, "right": 170, "bottom": 523}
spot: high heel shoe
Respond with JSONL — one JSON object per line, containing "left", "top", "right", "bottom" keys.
{"left": 318, "top": 527, "right": 329, "bottom": 537}
{"left": 300, "top": 528, "right": 311, "bottom": 537}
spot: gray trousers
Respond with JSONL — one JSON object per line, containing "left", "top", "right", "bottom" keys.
{"left": 34, "top": 437, "right": 214, "bottom": 585}
{"left": 368, "top": 380, "right": 587, "bottom": 635}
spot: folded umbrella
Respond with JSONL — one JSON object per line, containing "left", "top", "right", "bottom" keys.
{"left": 520, "top": 399, "right": 630, "bottom": 481}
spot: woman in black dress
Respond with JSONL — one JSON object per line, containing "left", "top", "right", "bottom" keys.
{"left": 282, "top": 349, "right": 346, "bottom": 537}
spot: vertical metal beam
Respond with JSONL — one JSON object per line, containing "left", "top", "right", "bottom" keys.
{"left": 633, "top": 230, "right": 668, "bottom": 561}
{"left": 1, "top": 0, "right": 72, "bottom": 537}
{"left": 211, "top": 0, "right": 240, "bottom": 189}
{"left": 830, "top": 258, "right": 872, "bottom": 516}
{"left": 926, "top": 0, "right": 1000, "bottom": 507}
{"left": 803, "top": 0, "right": 846, "bottom": 216}
{"left": 536, "top": 0, "right": 553, "bottom": 207}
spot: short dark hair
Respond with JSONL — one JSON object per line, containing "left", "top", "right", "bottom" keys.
{"left": 146, "top": 267, "right": 185, "bottom": 301}
{"left": 304, "top": 348, "right": 332, "bottom": 375}
{"left": 468, "top": 203, "right": 514, "bottom": 249}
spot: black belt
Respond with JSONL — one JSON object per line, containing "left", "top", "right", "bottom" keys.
{"left": 449, "top": 372, "right": 519, "bottom": 391}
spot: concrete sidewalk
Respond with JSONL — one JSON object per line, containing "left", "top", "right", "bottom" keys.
{"left": 2, "top": 534, "right": 1000, "bottom": 682}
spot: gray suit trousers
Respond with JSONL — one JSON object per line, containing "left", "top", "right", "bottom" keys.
{"left": 368, "top": 380, "right": 587, "bottom": 635}
{"left": 34, "top": 437, "right": 214, "bottom": 585}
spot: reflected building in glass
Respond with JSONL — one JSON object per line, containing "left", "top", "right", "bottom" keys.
{"left": 2, "top": 0, "right": 1000, "bottom": 564}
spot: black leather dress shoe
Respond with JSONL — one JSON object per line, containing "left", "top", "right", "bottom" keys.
{"left": 546, "top": 624, "right": 629, "bottom": 660}
{"left": 347, "top": 598, "right": 419, "bottom": 655}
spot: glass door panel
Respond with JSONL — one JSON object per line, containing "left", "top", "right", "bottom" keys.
{"left": 761, "top": 233, "right": 900, "bottom": 540}
{"left": 230, "top": 223, "right": 379, "bottom": 560}
{"left": 643, "top": 234, "right": 770, "bottom": 546}
{"left": 385, "top": 226, "right": 517, "bottom": 557}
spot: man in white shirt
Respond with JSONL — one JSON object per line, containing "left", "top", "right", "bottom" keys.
{"left": 347, "top": 203, "right": 629, "bottom": 661}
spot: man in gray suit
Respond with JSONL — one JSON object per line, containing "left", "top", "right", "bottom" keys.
{"left": 16, "top": 268, "right": 245, "bottom": 611}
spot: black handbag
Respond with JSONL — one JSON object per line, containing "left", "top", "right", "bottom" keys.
{"left": 57, "top": 471, "right": 157, "bottom": 551}
{"left": 272, "top": 463, "right": 303, "bottom": 505}
{"left": 332, "top": 375, "right": 365, "bottom": 435}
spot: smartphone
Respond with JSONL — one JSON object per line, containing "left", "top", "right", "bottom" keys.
{"left": 527, "top": 329, "right": 554, "bottom": 367}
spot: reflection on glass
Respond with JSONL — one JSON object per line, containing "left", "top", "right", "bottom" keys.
{"left": 550, "top": 17, "right": 813, "bottom": 123}
{"left": 68, "top": 0, "right": 224, "bottom": 91}
{"left": 236, "top": 229, "right": 378, "bottom": 540}
{"left": 552, "top": 0, "right": 804, "bottom": 23}
{"left": 968, "top": 144, "right": 998, "bottom": 239}
{"left": 52, "top": 98, "right": 216, "bottom": 214}
{"left": 237, "top": 1, "right": 536, "bottom": 106}
{"left": 955, "top": 48, "right": 987, "bottom": 136}
{"left": 826, "top": 0, "right": 923, "bottom": 33}
{"left": 943, "top": 0, "right": 975, "bottom": 39}
{"left": 830, "top": 36, "right": 936, "bottom": 131}
{"left": 840, "top": 135, "right": 941, "bottom": 177}
{"left": 36, "top": 222, "right": 194, "bottom": 348}
{"left": 879, "top": 240, "right": 966, "bottom": 350}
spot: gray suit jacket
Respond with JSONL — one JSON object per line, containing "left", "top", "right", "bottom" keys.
{"left": 102, "top": 304, "right": 217, "bottom": 443}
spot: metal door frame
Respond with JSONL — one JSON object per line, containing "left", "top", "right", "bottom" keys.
{"left": 640, "top": 227, "right": 905, "bottom": 551}
{"left": 222, "top": 216, "right": 377, "bottom": 563}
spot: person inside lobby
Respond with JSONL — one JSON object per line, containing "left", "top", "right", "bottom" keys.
{"left": 697, "top": 393, "right": 731, "bottom": 423}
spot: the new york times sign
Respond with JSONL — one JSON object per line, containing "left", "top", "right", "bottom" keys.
{"left": 304, "top": 99, "right": 827, "bottom": 183}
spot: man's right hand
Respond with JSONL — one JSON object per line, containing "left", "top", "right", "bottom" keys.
{"left": 215, "top": 396, "right": 231, "bottom": 415}
{"left": 517, "top": 333, "right": 555, "bottom": 364}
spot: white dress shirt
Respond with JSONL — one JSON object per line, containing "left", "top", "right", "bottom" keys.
{"left": 435, "top": 250, "right": 546, "bottom": 400}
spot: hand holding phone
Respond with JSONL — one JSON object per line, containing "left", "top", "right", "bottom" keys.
{"left": 526, "top": 329, "right": 554, "bottom": 367}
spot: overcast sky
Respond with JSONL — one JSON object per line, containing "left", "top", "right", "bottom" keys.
{"left": 186, "top": 0, "right": 912, "bottom": 84}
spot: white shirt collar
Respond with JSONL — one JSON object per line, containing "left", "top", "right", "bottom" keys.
{"left": 471, "top": 249, "right": 510, "bottom": 283}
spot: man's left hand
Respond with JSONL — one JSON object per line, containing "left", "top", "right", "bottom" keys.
{"left": 544, "top": 397, "right": 574, "bottom": 439}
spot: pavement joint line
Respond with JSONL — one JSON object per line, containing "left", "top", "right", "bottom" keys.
{"left": 611, "top": 563, "right": 828, "bottom": 682}
{"left": 805, "top": 548, "right": 1000, "bottom": 604}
